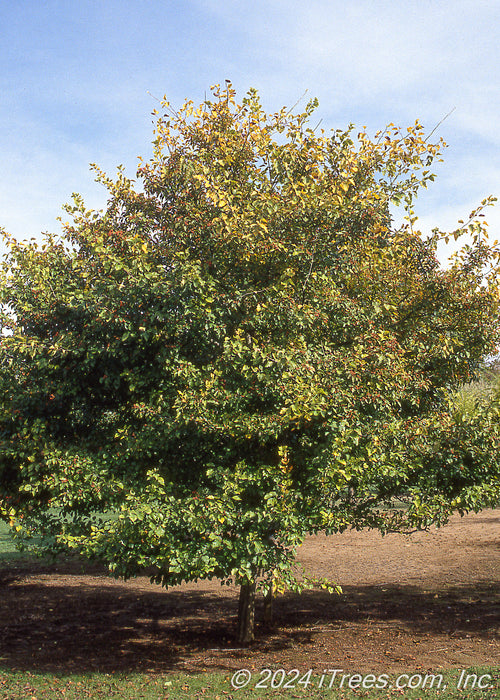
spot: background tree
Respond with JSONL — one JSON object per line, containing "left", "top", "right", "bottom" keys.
{"left": 1, "top": 84, "right": 499, "bottom": 643}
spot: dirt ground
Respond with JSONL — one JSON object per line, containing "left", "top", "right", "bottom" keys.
{"left": 0, "top": 509, "right": 499, "bottom": 675}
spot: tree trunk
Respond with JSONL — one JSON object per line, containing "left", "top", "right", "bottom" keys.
{"left": 263, "top": 585, "right": 274, "bottom": 626}
{"left": 237, "top": 581, "right": 257, "bottom": 644}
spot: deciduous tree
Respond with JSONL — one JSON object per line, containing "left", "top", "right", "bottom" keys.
{"left": 1, "top": 84, "right": 499, "bottom": 643}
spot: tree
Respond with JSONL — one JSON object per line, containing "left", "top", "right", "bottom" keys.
{"left": 1, "top": 84, "right": 500, "bottom": 643}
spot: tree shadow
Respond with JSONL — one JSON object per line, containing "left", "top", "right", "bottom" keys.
{"left": 274, "top": 581, "right": 500, "bottom": 636}
{"left": 0, "top": 578, "right": 241, "bottom": 674}
{"left": 0, "top": 565, "right": 498, "bottom": 674}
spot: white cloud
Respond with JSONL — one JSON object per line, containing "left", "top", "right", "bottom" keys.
{"left": 196, "top": 0, "right": 498, "bottom": 104}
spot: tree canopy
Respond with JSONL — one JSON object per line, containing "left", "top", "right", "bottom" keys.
{"left": 1, "top": 84, "right": 500, "bottom": 642}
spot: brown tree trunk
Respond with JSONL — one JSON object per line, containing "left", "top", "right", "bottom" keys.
{"left": 237, "top": 580, "right": 257, "bottom": 644}
{"left": 263, "top": 586, "right": 274, "bottom": 626}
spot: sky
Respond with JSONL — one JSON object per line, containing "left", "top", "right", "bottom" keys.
{"left": 0, "top": 0, "right": 498, "bottom": 261}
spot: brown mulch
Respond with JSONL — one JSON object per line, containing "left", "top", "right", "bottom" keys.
{"left": 0, "top": 510, "right": 499, "bottom": 675}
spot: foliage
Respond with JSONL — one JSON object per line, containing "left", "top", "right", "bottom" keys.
{"left": 448, "top": 356, "right": 500, "bottom": 422}
{"left": 1, "top": 84, "right": 500, "bottom": 638}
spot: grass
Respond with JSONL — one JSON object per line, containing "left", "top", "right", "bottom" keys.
{"left": 0, "top": 516, "right": 47, "bottom": 567}
{"left": 0, "top": 517, "right": 26, "bottom": 565}
{"left": 0, "top": 667, "right": 498, "bottom": 699}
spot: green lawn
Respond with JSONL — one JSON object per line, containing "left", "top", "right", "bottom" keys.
{"left": 0, "top": 516, "right": 47, "bottom": 567}
{"left": 0, "top": 667, "right": 498, "bottom": 699}
{"left": 0, "top": 517, "right": 26, "bottom": 565}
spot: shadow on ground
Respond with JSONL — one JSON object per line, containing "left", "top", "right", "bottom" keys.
{"left": 0, "top": 563, "right": 498, "bottom": 674}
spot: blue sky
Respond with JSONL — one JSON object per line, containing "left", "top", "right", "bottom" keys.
{"left": 1, "top": 0, "right": 498, "bottom": 259}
